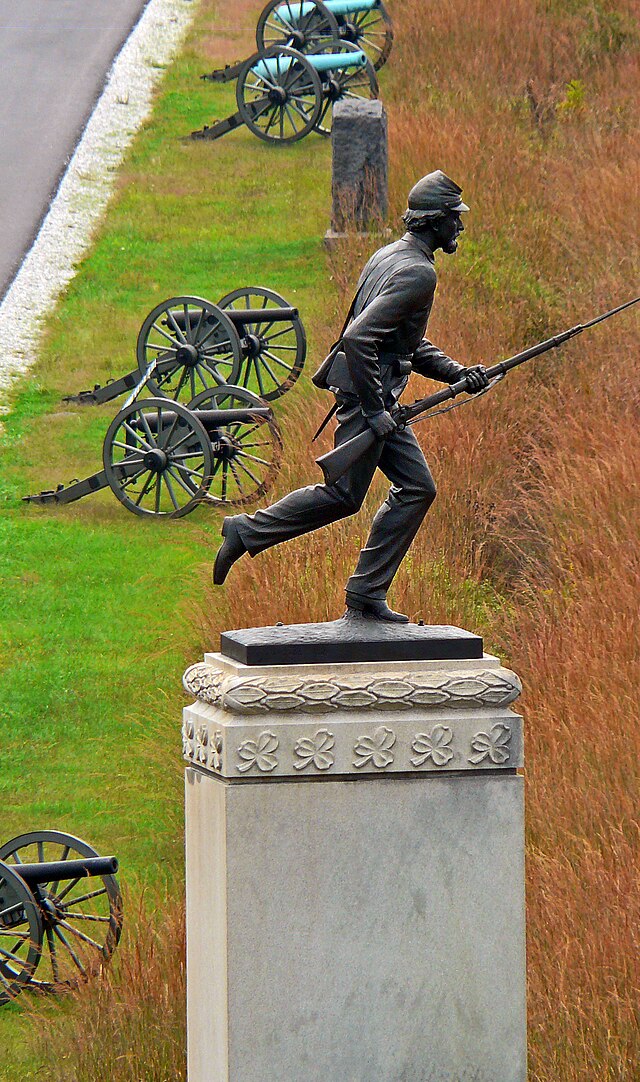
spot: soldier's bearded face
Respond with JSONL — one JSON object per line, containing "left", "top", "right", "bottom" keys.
{"left": 437, "top": 211, "right": 465, "bottom": 254}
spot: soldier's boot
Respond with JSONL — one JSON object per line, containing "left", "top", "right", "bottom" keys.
{"left": 345, "top": 592, "right": 409, "bottom": 624}
{"left": 213, "top": 516, "right": 247, "bottom": 585}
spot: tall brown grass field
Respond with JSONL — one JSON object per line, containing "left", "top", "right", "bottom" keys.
{"left": 42, "top": 0, "right": 639, "bottom": 1078}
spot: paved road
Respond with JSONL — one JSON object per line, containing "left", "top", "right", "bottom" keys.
{"left": 0, "top": 0, "right": 150, "bottom": 299}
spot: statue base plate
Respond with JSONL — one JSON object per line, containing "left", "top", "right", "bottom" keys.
{"left": 220, "top": 616, "right": 482, "bottom": 666}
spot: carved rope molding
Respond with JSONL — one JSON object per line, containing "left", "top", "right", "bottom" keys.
{"left": 182, "top": 662, "right": 522, "bottom": 715}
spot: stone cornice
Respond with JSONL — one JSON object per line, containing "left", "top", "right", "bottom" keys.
{"left": 183, "top": 660, "right": 522, "bottom": 715}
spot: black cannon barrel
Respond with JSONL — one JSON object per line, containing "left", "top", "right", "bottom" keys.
{"left": 224, "top": 306, "right": 298, "bottom": 324}
{"left": 12, "top": 856, "right": 119, "bottom": 886}
{"left": 166, "top": 307, "right": 298, "bottom": 332}
{"left": 131, "top": 407, "right": 272, "bottom": 434}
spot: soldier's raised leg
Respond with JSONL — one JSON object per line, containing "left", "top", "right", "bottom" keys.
{"left": 213, "top": 400, "right": 381, "bottom": 585}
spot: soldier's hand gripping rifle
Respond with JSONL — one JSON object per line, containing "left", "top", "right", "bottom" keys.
{"left": 316, "top": 295, "right": 640, "bottom": 486}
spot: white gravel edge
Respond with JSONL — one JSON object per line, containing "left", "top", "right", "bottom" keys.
{"left": 0, "top": 0, "right": 199, "bottom": 406}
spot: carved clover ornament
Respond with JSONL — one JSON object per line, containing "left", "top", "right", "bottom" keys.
{"left": 294, "top": 729, "right": 335, "bottom": 771}
{"left": 209, "top": 731, "right": 223, "bottom": 771}
{"left": 236, "top": 731, "right": 279, "bottom": 774}
{"left": 353, "top": 726, "right": 396, "bottom": 769}
{"left": 195, "top": 725, "right": 209, "bottom": 765}
{"left": 411, "top": 725, "right": 454, "bottom": 768}
{"left": 468, "top": 723, "right": 512, "bottom": 765}
{"left": 182, "top": 718, "right": 195, "bottom": 757}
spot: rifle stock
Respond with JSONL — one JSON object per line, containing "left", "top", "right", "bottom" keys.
{"left": 317, "top": 427, "right": 377, "bottom": 486}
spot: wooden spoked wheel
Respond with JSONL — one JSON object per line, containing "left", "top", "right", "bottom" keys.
{"left": 0, "top": 862, "right": 42, "bottom": 1004}
{"left": 136, "top": 296, "right": 243, "bottom": 402}
{"left": 256, "top": 0, "right": 339, "bottom": 54}
{"left": 336, "top": 1, "right": 393, "bottom": 71}
{"left": 313, "top": 44, "right": 379, "bottom": 135}
{"left": 236, "top": 47, "right": 323, "bottom": 144}
{"left": 103, "top": 398, "right": 215, "bottom": 518}
{"left": 188, "top": 386, "right": 283, "bottom": 507}
{"left": 0, "top": 831, "right": 122, "bottom": 995}
{"left": 217, "top": 285, "right": 307, "bottom": 400}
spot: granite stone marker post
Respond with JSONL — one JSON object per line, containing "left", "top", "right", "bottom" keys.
{"left": 328, "top": 98, "right": 388, "bottom": 240}
{"left": 182, "top": 619, "right": 527, "bottom": 1082}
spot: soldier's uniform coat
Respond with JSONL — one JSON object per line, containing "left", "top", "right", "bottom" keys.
{"left": 233, "top": 231, "right": 465, "bottom": 602}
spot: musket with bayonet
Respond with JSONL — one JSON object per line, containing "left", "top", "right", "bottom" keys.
{"left": 316, "top": 295, "right": 640, "bottom": 487}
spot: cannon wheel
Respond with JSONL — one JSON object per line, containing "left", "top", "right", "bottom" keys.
{"left": 188, "top": 386, "right": 283, "bottom": 506}
{"left": 336, "top": 1, "right": 393, "bottom": 71}
{"left": 137, "top": 296, "right": 243, "bottom": 403}
{"left": 0, "top": 862, "right": 42, "bottom": 1004}
{"left": 236, "top": 46, "right": 323, "bottom": 144}
{"left": 256, "top": 0, "right": 339, "bottom": 54}
{"left": 217, "top": 286, "right": 307, "bottom": 400}
{"left": 0, "top": 831, "right": 122, "bottom": 995}
{"left": 103, "top": 398, "right": 215, "bottom": 518}
{"left": 314, "top": 43, "right": 379, "bottom": 136}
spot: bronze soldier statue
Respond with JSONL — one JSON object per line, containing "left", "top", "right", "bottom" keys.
{"left": 213, "top": 170, "right": 489, "bottom": 622}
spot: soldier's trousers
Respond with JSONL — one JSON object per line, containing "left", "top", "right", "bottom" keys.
{"left": 233, "top": 397, "right": 437, "bottom": 600}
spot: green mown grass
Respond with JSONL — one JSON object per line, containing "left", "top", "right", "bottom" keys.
{"left": 0, "top": 1, "right": 341, "bottom": 1072}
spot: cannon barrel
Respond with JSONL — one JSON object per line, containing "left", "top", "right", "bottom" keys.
{"left": 131, "top": 407, "right": 272, "bottom": 434}
{"left": 324, "top": 0, "right": 380, "bottom": 13}
{"left": 224, "top": 306, "right": 298, "bottom": 324}
{"left": 13, "top": 856, "right": 119, "bottom": 886}
{"left": 167, "top": 306, "right": 297, "bottom": 332}
{"left": 275, "top": 0, "right": 379, "bottom": 19}
{"left": 253, "top": 49, "right": 366, "bottom": 78}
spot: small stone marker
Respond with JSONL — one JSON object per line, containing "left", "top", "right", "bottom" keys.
{"left": 328, "top": 98, "right": 388, "bottom": 239}
{"left": 182, "top": 618, "right": 527, "bottom": 1081}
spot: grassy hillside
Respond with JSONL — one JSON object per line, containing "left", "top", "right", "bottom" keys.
{"left": 1, "top": 0, "right": 638, "bottom": 1078}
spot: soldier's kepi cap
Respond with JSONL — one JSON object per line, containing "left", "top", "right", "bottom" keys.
{"left": 407, "top": 170, "right": 469, "bottom": 215}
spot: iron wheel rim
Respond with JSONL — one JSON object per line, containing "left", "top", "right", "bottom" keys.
{"left": 256, "top": 0, "right": 340, "bottom": 54}
{"left": 136, "top": 296, "right": 243, "bottom": 401}
{"left": 217, "top": 285, "right": 306, "bottom": 399}
{"left": 103, "top": 398, "right": 215, "bottom": 518}
{"left": 0, "top": 831, "right": 121, "bottom": 995}
{"left": 187, "top": 385, "right": 283, "bottom": 507}
{"left": 237, "top": 47, "right": 323, "bottom": 144}
{"left": 337, "top": 2, "right": 393, "bottom": 70}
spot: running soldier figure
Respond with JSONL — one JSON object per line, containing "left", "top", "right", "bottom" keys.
{"left": 213, "top": 171, "right": 489, "bottom": 622}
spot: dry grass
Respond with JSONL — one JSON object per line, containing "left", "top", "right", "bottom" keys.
{"left": 37, "top": 893, "right": 186, "bottom": 1082}
{"left": 202, "top": 2, "right": 640, "bottom": 1078}
{"left": 37, "top": 0, "right": 639, "bottom": 1077}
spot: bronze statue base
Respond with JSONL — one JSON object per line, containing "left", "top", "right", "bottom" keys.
{"left": 220, "top": 618, "right": 483, "bottom": 666}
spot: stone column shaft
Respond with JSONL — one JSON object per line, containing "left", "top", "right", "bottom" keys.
{"left": 183, "top": 646, "right": 527, "bottom": 1082}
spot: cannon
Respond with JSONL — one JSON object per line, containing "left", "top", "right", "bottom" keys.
{"left": 256, "top": 0, "right": 393, "bottom": 71}
{"left": 24, "top": 386, "right": 283, "bottom": 518}
{"left": 193, "top": 44, "right": 378, "bottom": 144}
{"left": 65, "top": 287, "right": 306, "bottom": 406}
{"left": 202, "top": 0, "right": 392, "bottom": 82}
{"left": 0, "top": 830, "right": 122, "bottom": 1004}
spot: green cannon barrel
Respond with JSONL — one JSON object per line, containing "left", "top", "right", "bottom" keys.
{"left": 275, "top": 0, "right": 379, "bottom": 21}
{"left": 253, "top": 49, "right": 366, "bottom": 79}
{"left": 324, "top": 0, "right": 380, "bottom": 12}
{"left": 14, "top": 856, "right": 119, "bottom": 886}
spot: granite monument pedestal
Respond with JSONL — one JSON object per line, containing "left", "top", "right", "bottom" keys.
{"left": 183, "top": 619, "right": 527, "bottom": 1082}
{"left": 325, "top": 98, "right": 388, "bottom": 245}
